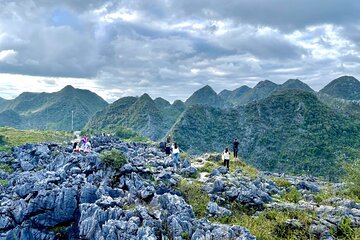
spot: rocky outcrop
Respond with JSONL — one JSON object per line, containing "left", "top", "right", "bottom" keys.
{"left": 0, "top": 136, "right": 254, "bottom": 239}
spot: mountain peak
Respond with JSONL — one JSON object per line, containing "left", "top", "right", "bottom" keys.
{"left": 139, "top": 93, "right": 153, "bottom": 101}
{"left": 279, "top": 79, "right": 314, "bottom": 92}
{"left": 320, "top": 75, "right": 360, "bottom": 100}
{"left": 61, "top": 85, "right": 75, "bottom": 91}
{"left": 255, "top": 80, "right": 277, "bottom": 88}
{"left": 185, "top": 85, "right": 225, "bottom": 108}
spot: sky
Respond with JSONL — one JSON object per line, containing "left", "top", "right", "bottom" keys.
{"left": 0, "top": 0, "right": 360, "bottom": 103}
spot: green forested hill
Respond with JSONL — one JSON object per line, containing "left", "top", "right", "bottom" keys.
{"left": 185, "top": 85, "right": 228, "bottom": 108}
{"left": 86, "top": 94, "right": 183, "bottom": 140}
{"left": 170, "top": 90, "right": 360, "bottom": 180}
{"left": 0, "top": 85, "right": 108, "bottom": 130}
{"left": 320, "top": 76, "right": 360, "bottom": 100}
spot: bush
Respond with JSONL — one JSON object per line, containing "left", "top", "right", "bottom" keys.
{"left": 281, "top": 187, "right": 302, "bottom": 203}
{"left": 0, "top": 180, "right": 8, "bottom": 185}
{"left": 100, "top": 149, "right": 127, "bottom": 170}
{"left": 270, "top": 177, "right": 292, "bottom": 188}
{"left": 332, "top": 217, "right": 355, "bottom": 239}
{"left": 0, "top": 164, "right": 13, "bottom": 173}
{"left": 343, "top": 159, "right": 360, "bottom": 199}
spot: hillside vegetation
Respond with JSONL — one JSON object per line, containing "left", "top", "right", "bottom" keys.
{"left": 171, "top": 90, "right": 360, "bottom": 180}
{"left": 0, "top": 127, "right": 73, "bottom": 152}
{"left": 0, "top": 85, "right": 108, "bottom": 131}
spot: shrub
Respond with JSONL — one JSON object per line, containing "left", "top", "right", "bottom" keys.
{"left": 343, "top": 159, "right": 360, "bottom": 199}
{"left": 0, "top": 180, "right": 8, "bottom": 185}
{"left": 176, "top": 178, "right": 210, "bottom": 218}
{"left": 331, "top": 217, "right": 355, "bottom": 239}
{"left": 100, "top": 149, "right": 127, "bottom": 170}
{"left": 281, "top": 187, "right": 302, "bottom": 203}
{"left": 270, "top": 177, "right": 292, "bottom": 188}
{"left": 0, "top": 164, "right": 13, "bottom": 173}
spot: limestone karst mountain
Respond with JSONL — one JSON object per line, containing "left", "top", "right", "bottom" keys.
{"left": 185, "top": 85, "right": 228, "bottom": 108}
{"left": 0, "top": 85, "right": 108, "bottom": 131}
{"left": 320, "top": 76, "right": 360, "bottom": 100}
{"left": 170, "top": 90, "right": 360, "bottom": 179}
{"left": 86, "top": 94, "right": 183, "bottom": 140}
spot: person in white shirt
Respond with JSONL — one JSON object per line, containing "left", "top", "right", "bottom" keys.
{"left": 172, "top": 142, "right": 180, "bottom": 170}
{"left": 222, "top": 147, "right": 230, "bottom": 170}
{"left": 84, "top": 141, "right": 92, "bottom": 153}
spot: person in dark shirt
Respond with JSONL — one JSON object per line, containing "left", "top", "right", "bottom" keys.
{"left": 165, "top": 135, "right": 172, "bottom": 156}
{"left": 233, "top": 138, "right": 239, "bottom": 158}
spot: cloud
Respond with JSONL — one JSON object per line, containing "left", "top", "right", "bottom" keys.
{"left": 0, "top": 0, "right": 359, "bottom": 102}
{"left": 0, "top": 49, "right": 18, "bottom": 64}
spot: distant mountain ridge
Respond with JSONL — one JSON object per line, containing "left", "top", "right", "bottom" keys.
{"left": 0, "top": 85, "right": 108, "bottom": 131}
{"left": 2, "top": 76, "right": 360, "bottom": 179}
{"left": 320, "top": 76, "right": 360, "bottom": 100}
{"left": 85, "top": 75, "right": 360, "bottom": 179}
{"left": 86, "top": 94, "right": 184, "bottom": 140}
{"left": 170, "top": 89, "right": 360, "bottom": 179}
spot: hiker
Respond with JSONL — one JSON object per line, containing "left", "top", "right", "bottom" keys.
{"left": 165, "top": 135, "right": 172, "bottom": 156}
{"left": 84, "top": 141, "right": 92, "bottom": 153}
{"left": 72, "top": 141, "right": 80, "bottom": 153}
{"left": 222, "top": 147, "right": 230, "bottom": 170}
{"left": 80, "top": 135, "right": 87, "bottom": 152}
{"left": 233, "top": 138, "right": 239, "bottom": 158}
{"left": 172, "top": 142, "right": 180, "bottom": 170}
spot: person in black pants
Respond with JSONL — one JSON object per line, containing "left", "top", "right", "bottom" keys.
{"left": 223, "top": 147, "right": 230, "bottom": 170}
{"left": 165, "top": 135, "right": 172, "bottom": 156}
{"left": 233, "top": 138, "right": 239, "bottom": 158}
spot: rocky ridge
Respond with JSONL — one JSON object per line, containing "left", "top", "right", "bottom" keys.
{"left": 0, "top": 136, "right": 253, "bottom": 239}
{"left": 0, "top": 136, "right": 359, "bottom": 239}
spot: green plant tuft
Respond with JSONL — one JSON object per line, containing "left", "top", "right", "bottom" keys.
{"left": 100, "top": 149, "right": 128, "bottom": 170}
{"left": 176, "top": 178, "right": 210, "bottom": 218}
{"left": 0, "top": 180, "right": 9, "bottom": 185}
{"left": 270, "top": 177, "right": 292, "bottom": 188}
{"left": 0, "top": 164, "right": 13, "bottom": 173}
{"left": 281, "top": 187, "right": 302, "bottom": 203}
{"left": 343, "top": 159, "right": 360, "bottom": 199}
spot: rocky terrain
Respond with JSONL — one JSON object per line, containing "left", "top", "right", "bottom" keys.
{"left": 0, "top": 136, "right": 359, "bottom": 239}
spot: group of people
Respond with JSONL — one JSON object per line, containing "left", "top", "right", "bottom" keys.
{"left": 222, "top": 138, "right": 239, "bottom": 170}
{"left": 72, "top": 135, "right": 92, "bottom": 153}
{"left": 164, "top": 135, "right": 180, "bottom": 170}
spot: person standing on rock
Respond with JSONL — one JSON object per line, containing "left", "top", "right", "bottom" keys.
{"left": 165, "top": 135, "right": 172, "bottom": 156}
{"left": 222, "top": 147, "right": 230, "bottom": 170}
{"left": 233, "top": 138, "right": 239, "bottom": 158}
{"left": 172, "top": 142, "right": 180, "bottom": 170}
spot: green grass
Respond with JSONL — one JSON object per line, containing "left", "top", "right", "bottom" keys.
{"left": 280, "top": 187, "right": 303, "bottom": 203}
{"left": 331, "top": 217, "right": 360, "bottom": 240}
{"left": 100, "top": 149, "right": 128, "bottom": 171}
{"left": 176, "top": 178, "right": 210, "bottom": 218}
{"left": 0, "top": 164, "right": 13, "bottom": 173}
{"left": 314, "top": 183, "right": 360, "bottom": 205}
{"left": 212, "top": 208, "right": 315, "bottom": 240}
{"left": 0, "top": 127, "right": 72, "bottom": 152}
{"left": 270, "top": 177, "right": 292, "bottom": 188}
{"left": 343, "top": 159, "right": 360, "bottom": 200}
{"left": 197, "top": 162, "right": 217, "bottom": 173}
{"left": 195, "top": 154, "right": 258, "bottom": 179}
{"left": 0, "top": 180, "right": 9, "bottom": 185}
